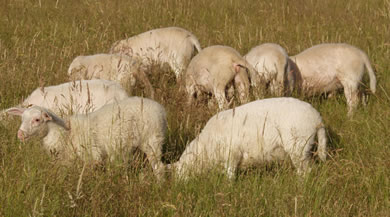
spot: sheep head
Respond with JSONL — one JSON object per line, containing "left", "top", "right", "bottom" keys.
{"left": 7, "top": 106, "right": 54, "bottom": 141}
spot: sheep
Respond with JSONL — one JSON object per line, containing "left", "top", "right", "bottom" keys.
{"left": 6, "top": 97, "right": 167, "bottom": 180}
{"left": 1, "top": 80, "right": 129, "bottom": 121}
{"left": 185, "top": 45, "right": 257, "bottom": 109}
{"left": 169, "top": 97, "right": 327, "bottom": 179}
{"left": 109, "top": 27, "right": 202, "bottom": 78}
{"left": 290, "top": 43, "right": 377, "bottom": 115}
{"left": 68, "top": 54, "right": 155, "bottom": 98}
{"left": 244, "top": 43, "right": 301, "bottom": 95}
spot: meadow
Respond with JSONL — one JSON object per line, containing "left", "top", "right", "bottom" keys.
{"left": 0, "top": 0, "right": 389, "bottom": 216}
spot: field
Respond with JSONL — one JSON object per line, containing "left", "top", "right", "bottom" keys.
{"left": 1, "top": 0, "right": 390, "bottom": 216}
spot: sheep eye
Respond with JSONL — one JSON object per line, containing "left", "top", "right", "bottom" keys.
{"left": 35, "top": 118, "right": 40, "bottom": 122}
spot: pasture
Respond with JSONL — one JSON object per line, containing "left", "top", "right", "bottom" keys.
{"left": 0, "top": 0, "right": 389, "bottom": 216}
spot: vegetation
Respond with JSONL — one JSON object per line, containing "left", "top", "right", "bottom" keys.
{"left": 0, "top": 0, "right": 389, "bottom": 216}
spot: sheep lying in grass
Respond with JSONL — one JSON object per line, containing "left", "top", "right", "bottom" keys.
{"left": 109, "top": 27, "right": 202, "bottom": 78}
{"left": 1, "top": 80, "right": 129, "bottom": 121}
{"left": 68, "top": 54, "right": 155, "bottom": 98}
{"left": 244, "top": 43, "right": 301, "bottom": 95}
{"left": 291, "top": 43, "right": 377, "bottom": 115}
{"left": 185, "top": 45, "right": 256, "bottom": 109}
{"left": 7, "top": 97, "right": 167, "bottom": 180}
{"left": 169, "top": 97, "right": 327, "bottom": 179}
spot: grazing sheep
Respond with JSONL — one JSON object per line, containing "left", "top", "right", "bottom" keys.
{"left": 185, "top": 45, "right": 257, "bottom": 109}
{"left": 244, "top": 43, "right": 301, "bottom": 95}
{"left": 1, "top": 80, "right": 129, "bottom": 121}
{"left": 68, "top": 54, "right": 155, "bottom": 98}
{"left": 109, "top": 27, "right": 202, "bottom": 78}
{"left": 291, "top": 43, "right": 377, "bottom": 115}
{"left": 6, "top": 97, "right": 167, "bottom": 180}
{"left": 169, "top": 97, "right": 327, "bottom": 179}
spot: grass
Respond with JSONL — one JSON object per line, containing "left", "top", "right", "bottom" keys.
{"left": 1, "top": 0, "right": 390, "bottom": 216}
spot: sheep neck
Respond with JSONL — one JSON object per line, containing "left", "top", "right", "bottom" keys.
{"left": 43, "top": 121, "right": 70, "bottom": 151}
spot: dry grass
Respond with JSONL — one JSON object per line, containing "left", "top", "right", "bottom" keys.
{"left": 0, "top": 0, "right": 389, "bottom": 216}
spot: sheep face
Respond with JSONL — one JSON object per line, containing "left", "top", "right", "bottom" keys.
{"left": 7, "top": 107, "right": 51, "bottom": 141}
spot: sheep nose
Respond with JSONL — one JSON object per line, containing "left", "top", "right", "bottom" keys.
{"left": 17, "top": 129, "right": 25, "bottom": 141}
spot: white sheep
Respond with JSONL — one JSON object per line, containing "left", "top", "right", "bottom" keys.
{"left": 244, "top": 43, "right": 301, "bottom": 95}
{"left": 185, "top": 45, "right": 256, "bottom": 109}
{"left": 290, "top": 43, "right": 377, "bottom": 115}
{"left": 68, "top": 54, "right": 155, "bottom": 98}
{"left": 109, "top": 27, "right": 202, "bottom": 78}
{"left": 169, "top": 97, "right": 327, "bottom": 179}
{"left": 6, "top": 97, "right": 167, "bottom": 180}
{"left": 1, "top": 80, "right": 129, "bottom": 121}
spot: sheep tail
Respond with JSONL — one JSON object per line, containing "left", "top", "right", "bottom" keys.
{"left": 361, "top": 52, "right": 377, "bottom": 93}
{"left": 317, "top": 126, "right": 327, "bottom": 162}
{"left": 190, "top": 36, "right": 202, "bottom": 53}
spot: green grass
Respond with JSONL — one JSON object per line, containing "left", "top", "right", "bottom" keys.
{"left": 1, "top": 0, "right": 390, "bottom": 216}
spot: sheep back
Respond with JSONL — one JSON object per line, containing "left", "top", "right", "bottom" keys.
{"left": 23, "top": 80, "right": 129, "bottom": 115}
{"left": 110, "top": 27, "right": 202, "bottom": 78}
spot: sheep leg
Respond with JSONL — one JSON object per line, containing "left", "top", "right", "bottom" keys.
{"left": 224, "top": 160, "right": 238, "bottom": 180}
{"left": 226, "top": 83, "right": 235, "bottom": 100}
{"left": 214, "top": 86, "right": 228, "bottom": 109}
{"left": 225, "top": 164, "right": 237, "bottom": 179}
{"left": 327, "top": 91, "right": 336, "bottom": 98}
{"left": 290, "top": 154, "right": 311, "bottom": 176}
{"left": 169, "top": 56, "right": 186, "bottom": 79}
{"left": 288, "top": 139, "right": 313, "bottom": 176}
{"left": 269, "top": 79, "right": 283, "bottom": 96}
{"left": 224, "top": 154, "right": 241, "bottom": 179}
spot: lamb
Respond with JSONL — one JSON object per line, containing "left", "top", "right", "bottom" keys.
{"left": 68, "top": 54, "right": 155, "bottom": 98}
{"left": 109, "top": 27, "right": 202, "bottom": 78}
{"left": 244, "top": 43, "right": 301, "bottom": 95}
{"left": 1, "top": 80, "right": 129, "bottom": 121}
{"left": 169, "top": 97, "right": 327, "bottom": 179}
{"left": 6, "top": 97, "right": 167, "bottom": 180}
{"left": 185, "top": 45, "right": 257, "bottom": 109}
{"left": 290, "top": 43, "right": 377, "bottom": 115}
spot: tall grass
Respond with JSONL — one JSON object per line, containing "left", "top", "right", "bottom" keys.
{"left": 0, "top": 0, "right": 389, "bottom": 216}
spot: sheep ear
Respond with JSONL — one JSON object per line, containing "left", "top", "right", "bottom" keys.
{"left": 42, "top": 112, "right": 52, "bottom": 121}
{"left": 6, "top": 107, "right": 26, "bottom": 116}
